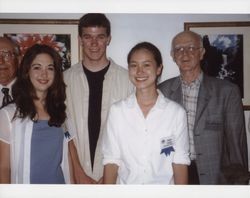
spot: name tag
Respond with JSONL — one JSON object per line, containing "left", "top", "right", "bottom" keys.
{"left": 160, "top": 136, "right": 175, "bottom": 156}
{"left": 160, "top": 136, "right": 174, "bottom": 149}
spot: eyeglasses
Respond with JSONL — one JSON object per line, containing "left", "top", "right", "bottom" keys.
{"left": 0, "top": 51, "right": 16, "bottom": 62}
{"left": 173, "top": 46, "right": 202, "bottom": 56}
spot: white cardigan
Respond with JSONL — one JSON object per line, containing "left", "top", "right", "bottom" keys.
{"left": 0, "top": 104, "right": 73, "bottom": 184}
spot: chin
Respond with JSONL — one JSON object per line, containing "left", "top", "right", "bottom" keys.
{"left": 135, "top": 84, "right": 151, "bottom": 90}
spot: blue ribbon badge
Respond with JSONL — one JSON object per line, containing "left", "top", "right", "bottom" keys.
{"left": 160, "top": 136, "right": 175, "bottom": 157}
{"left": 64, "top": 131, "right": 71, "bottom": 139}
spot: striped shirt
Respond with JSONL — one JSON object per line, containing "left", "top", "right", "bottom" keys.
{"left": 181, "top": 73, "right": 203, "bottom": 160}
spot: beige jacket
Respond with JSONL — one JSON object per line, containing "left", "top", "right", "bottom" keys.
{"left": 64, "top": 59, "right": 133, "bottom": 180}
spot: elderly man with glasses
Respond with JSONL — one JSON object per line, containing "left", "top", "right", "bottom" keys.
{"left": 159, "top": 31, "right": 248, "bottom": 184}
{"left": 0, "top": 37, "right": 20, "bottom": 108}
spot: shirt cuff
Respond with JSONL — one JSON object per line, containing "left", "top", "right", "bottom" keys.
{"left": 103, "top": 157, "right": 121, "bottom": 166}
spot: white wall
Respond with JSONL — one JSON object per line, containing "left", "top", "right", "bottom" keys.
{"left": 1, "top": 13, "right": 250, "bottom": 169}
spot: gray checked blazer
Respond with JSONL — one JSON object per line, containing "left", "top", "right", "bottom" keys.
{"left": 158, "top": 74, "right": 248, "bottom": 184}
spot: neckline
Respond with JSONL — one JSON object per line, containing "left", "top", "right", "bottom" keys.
{"left": 82, "top": 61, "right": 110, "bottom": 74}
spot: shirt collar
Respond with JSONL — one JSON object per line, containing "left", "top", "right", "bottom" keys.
{"left": 180, "top": 72, "right": 203, "bottom": 88}
{"left": 126, "top": 89, "right": 167, "bottom": 109}
{"left": 0, "top": 78, "right": 16, "bottom": 90}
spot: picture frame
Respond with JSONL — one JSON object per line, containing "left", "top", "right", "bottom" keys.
{"left": 0, "top": 19, "right": 80, "bottom": 71}
{"left": 184, "top": 21, "right": 250, "bottom": 110}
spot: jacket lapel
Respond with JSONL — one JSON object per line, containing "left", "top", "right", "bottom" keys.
{"left": 170, "top": 78, "right": 183, "bottom": 106}
{"left": 168, "top": 76, "right": 211, "bottom": 135}
{"left": 194, "top": 75, "right": 211, "bottom": 134}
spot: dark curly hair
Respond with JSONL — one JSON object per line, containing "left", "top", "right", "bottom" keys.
{"left": 12, "top": 44, "right": 66, "bottom": 127}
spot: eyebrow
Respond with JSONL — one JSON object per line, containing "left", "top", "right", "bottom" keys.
{"left": 82, "top": 33, "right": 106, "bottom": 36}
{"left": 129, "top": 60, "right": 153, "bottom": 63}
{"left": 31, "top": 63, "right": 54, "bottom": 67}
{"left": 174, "top": 43, "right": 197, "bottom": 47}
{"left": 31, "top": 63, "right": 42, "bottom": 67}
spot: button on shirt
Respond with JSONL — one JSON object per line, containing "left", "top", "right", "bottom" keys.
{"left": 102, "top": 91, "right": 190, "bottom": 184}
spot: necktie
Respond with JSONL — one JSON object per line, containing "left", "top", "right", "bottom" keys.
{"left": 1, "top": 87, "right": 13, "bottom": 108}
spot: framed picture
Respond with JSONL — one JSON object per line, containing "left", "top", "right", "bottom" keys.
{"left": 184, "top": 21, "right": 250, "bottom": 110}
{"left": 0, "top": 19, "right": 79, "bottom": 71}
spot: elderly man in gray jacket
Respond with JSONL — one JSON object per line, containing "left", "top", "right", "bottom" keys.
{"left": 159, "top": 30, "right": 248, "bottom": 184}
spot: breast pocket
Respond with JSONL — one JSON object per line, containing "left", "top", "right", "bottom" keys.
{"left": 204, "top": 113, "right": 223, "bottom": 131}
{"left": 205, "top": 122, "right": 223, "bottom": 131}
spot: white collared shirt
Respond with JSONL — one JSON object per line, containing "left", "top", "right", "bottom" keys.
{"left": 102, "top": 91, "right": 190, "bottom": 184}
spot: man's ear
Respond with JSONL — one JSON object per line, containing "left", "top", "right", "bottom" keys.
{"left": 78, "top": 35, "right": 82, "bottom": 44}
{"left": 106, "top": 36, "right": 111, "bottom": 46}
{"left": 170, "top": 50, "right": 176, "bottom": 62}
{"left": 200, "top": 47, "right": 206, "bottom": 60}
{"left": 14, "top": 54, "right": 22, "bottom": 68}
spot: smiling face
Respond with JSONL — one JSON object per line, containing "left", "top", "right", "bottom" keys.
{"left": 171, "top": 31, "right": 205, "bottom": 76}
{"left": 128, "top": 48, "right": 162, "bottom": 92}
{"left": 0, "top": 38, "right": 19, "bottom": 86}
{"left": 79, "top": 26, "right": 111, "bottom": 67}
{"left": 28, "top": 53, "right": 55, "bottom": 98}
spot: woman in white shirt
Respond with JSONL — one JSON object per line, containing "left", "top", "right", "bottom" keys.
{"left": 102, "top": 42, "right": 190, "bottom": 184}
